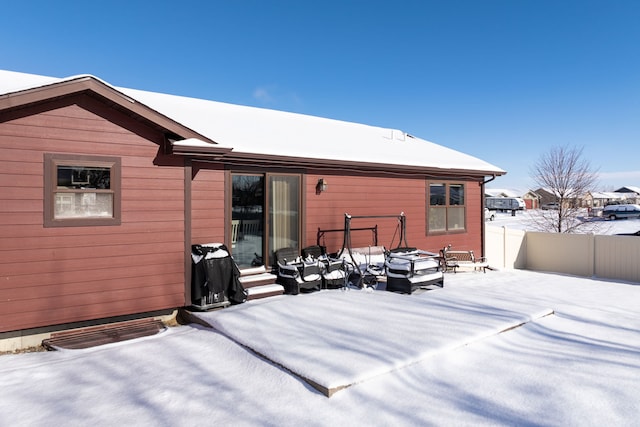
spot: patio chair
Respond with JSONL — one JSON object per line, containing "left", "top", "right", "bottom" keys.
{"left": 231, "top": 220, "right": 240, "bottom": 248}
{"left": 275, "top": 247, "right": 322, "bottom": 294}
{"left": 385, "top": 248, "right": 444, "bottom": 293}
{"left": 303, "top": 245, "right": 347, "bottom": 289}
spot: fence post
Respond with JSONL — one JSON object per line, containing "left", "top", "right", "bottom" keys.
{"left": 503, "top": 226, "right": 507, "bottom": 269}
{"left": 590, "top": 232, "right": 596, "bottom": 278}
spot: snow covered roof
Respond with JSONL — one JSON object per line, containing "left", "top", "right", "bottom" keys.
{"left": 0, "top": 70, "right": 505, "bottom": 176}
{"left": 484, "top": 188, "right": 522, "bottom": 198}
{"left": 614, "top": 186, "right": 640, "bottom": 194}
{"left": 588, "top": 191, "right": 628, "bottom": 200}
{"left": 0, "top": 70, "right": 62, "bottom": 93}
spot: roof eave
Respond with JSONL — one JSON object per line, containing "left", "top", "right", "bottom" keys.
{"left": 217, "top": 152, "right": 506, "bottom": 178}
{"left": 171, "top": 141, "right": 233, "bottom": 158}
{"left": 0, "top": 76, "right": 217, "bottom": 145}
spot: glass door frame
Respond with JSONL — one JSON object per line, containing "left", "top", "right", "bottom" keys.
{"left": 226, "top": 170, "right": 303, "bottom": 268}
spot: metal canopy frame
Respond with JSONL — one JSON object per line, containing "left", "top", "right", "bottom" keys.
{"left": 341, "top": 213, "right": 409, "bottom": 288}
{"left": 315, "top": 212, "right": 411, "bottom": 289}
{"left": 341, "top": 212, "right": 408, "bottom": 257}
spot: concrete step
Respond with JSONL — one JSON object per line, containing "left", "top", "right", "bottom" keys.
{"left": 238, "top": 266, "right": 284, "bottom": 300}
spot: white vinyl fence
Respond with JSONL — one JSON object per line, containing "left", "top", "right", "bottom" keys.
{"left": 485, "top": 225, "right": 640, "bottom": 283}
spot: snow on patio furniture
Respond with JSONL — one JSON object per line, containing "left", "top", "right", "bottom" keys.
{"left": 337, "top": 213, "right": 404, "bottom": 287}
{"left": 339, "top": 246, "right": 387, "bottom": 288}
{"left": 190, "top": 243, "right": 247, "bottom": 310}
{"left": 319, "top": 212, "right": 428, "bottom": 289}
{"left": 319, "top": 257, "right": 348, "bottom": 289}
{"left": 317, "top": 223, "right": 384, "bottom": 288}
{"left": 302, "top": 245, "right": 347, "bottom": 289}
{"left": 385, "top": 248, "right": 444, "bottom": 293}
{"left": 275, "top": 247, "right": 322, "bottom": 294}
{"left": 441, "top": 245, "right": 489, "bottom": 273}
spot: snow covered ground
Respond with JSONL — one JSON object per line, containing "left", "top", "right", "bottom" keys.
{"left": 487, "top": 209, "right": 640, "bottom": 235}
{"left": 195, "top": 286, "right": 553, "bottom": 396}
{"left": 1, "top": 269, "right": 638, "bottom": 426}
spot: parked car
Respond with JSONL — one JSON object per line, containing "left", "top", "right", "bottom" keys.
{"left": 484, "top": 208, "right": 495, "bottom": 221}
{"left": 603, "top": 204, "right": 640, "bottom": 220}
{"left": 541, "top": 202, "right": 560, "bottom": 210}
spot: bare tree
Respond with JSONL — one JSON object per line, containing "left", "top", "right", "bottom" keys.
{"left": 529, "top": 145, "right": 599, "bottom": 233}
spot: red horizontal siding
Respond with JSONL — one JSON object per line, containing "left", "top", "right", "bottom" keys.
{"left": 0, "top": 221, "right": 173, "bottom": 239}
{"left": 6, "top": 293, "right": 183, "bottom": 332}
{"left": 1, "top": 267, "right": 184, "bottom": 302}
{"left": 1, "top": 251, "right": 183, "bottom": 278}
{"left": 305, "top": 174, "right": 484, "bottom": 256}
{"left": 3, "top": 132, "right": 163, "bottom": 157}
{"left": 0, "top": 231, "right": 184, "bottom": 254}
{"left": 0, "top": 95, "right": 187, "bottom": 333}
{"left": 190, "top": 166, "right": 225, "bottom": 244}
{"left": 306, "top": 175, "right": 426, "bottom": 252}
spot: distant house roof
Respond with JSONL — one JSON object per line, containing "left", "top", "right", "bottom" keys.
{"left": 521, "top": 190, "right": 541, "bottom": 201}
{"left": 588, "top": 192, "right": 627, "bottom": 200}
{"left": 614, "top": 186, "right": 640, "bottom": 194}
{"left": 0, "top": 70, "right": 506, "bottom": 177}
{"left": 484, "top": 188, "right": 522, "bottom": 198}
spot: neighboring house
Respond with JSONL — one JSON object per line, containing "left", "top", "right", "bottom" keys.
{"left": 521, "top": 190, "right": 541, "bottom": 210}
{"left": 0, "top": 70, "right": 505, "bottom": 339}
{"left": 532, "top": 188, "right": 557, "bottom": 206}
{"left": 533, "top": 187, "right": 586, "bottom": 208}
{"left": 582, "top": 191, "right": 628, "bottom": 208}
{"left": 613, "top": 186, "right": 640, "bottom": 204}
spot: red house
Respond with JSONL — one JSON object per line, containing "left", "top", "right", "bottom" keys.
{"left": 0, "top": 70, "right": 505, "bottom": 347}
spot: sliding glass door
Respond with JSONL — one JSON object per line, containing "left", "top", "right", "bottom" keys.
{"left": 231, "top": 174, "right": 264, "bottom": 268}
{"left": 231, "top": 173, "right": 300, "bottom": 268}
{"left": 268, "top": 174, "right": 300, "bottom": 264}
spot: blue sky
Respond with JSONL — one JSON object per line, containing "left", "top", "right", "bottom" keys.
{"left": 2, "top": 1, "right": 639, "bottom": 191}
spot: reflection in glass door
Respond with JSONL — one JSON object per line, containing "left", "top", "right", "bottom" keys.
{"left": 231, "top": 173, "right": 300, "bottom": 268}
{"left": 268, "top": 175, "right": 300, "bottom": 264}
{"left": 231, "top": 175, "right": 264, "bottom": 268}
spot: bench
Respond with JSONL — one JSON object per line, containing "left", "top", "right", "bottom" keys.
{"left": 441, "top": 246, "right": 489, "bottom": 273}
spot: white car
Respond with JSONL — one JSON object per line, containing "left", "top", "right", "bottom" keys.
{"left": 484, "top": 208, "right": 495, "bottom": 221}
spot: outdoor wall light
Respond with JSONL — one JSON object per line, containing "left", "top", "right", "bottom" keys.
{"left": 316, "top": 178, "right": 328, "bottom": 194}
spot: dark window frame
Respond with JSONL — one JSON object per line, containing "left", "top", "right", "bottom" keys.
{"left": 228, "top": 170, "right": 302, "bottom": 268}
{"left": 44, "top": 153, "right": 121, "bottom": 227}
{"left": 427, "top": 181, "right": 467, "bottom": 234}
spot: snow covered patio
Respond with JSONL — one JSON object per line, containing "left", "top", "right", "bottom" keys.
{"left": 191, "top": 285, "right": 553, "bottom": 396}
{"left": 1, "top": 269, "right": 639, "bottom": 426}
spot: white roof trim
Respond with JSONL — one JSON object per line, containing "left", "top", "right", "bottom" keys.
{"left": 172, "top": 138, "right": 223, "bottom": 148}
